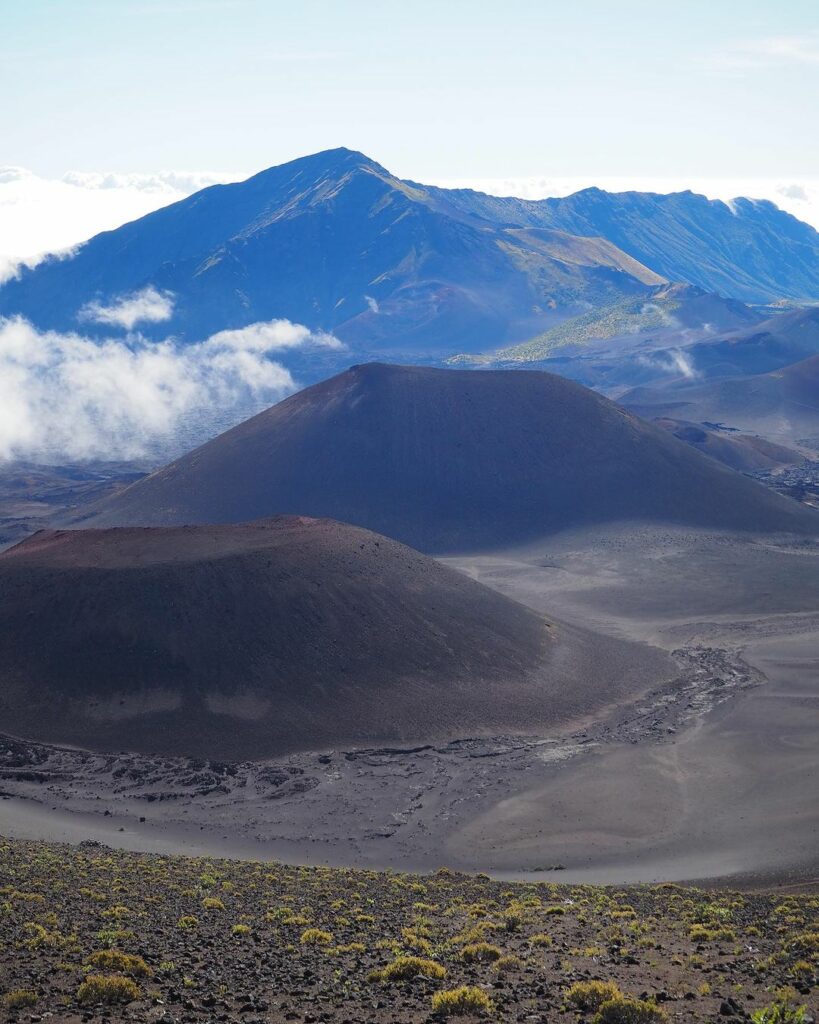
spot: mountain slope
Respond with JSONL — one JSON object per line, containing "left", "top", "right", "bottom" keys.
{"left": 0, "top": 516, "right": 571, "bottom": 758}
{"left": 623, "top": 354, "right": 819, "bottom": 447}
{"left": 0, "top": 150, "right": 662, "bottom": 353}
{"left": 490, "top": 283, "right": 761, "bottom": 362}
{"left": 74, "top": 364, "right": 817, "bottom": 550}
{"left": 426, "top": 185, "right": 819, "bottom": 304}
{"left": 651, "top": 418, "right": 805, "bottom": 473}
{"left": 2, "top": 149, "right": 818, "bottom": 357}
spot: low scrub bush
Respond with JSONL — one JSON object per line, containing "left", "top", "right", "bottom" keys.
{"left": 461, "top": 942, "right": 503, "bottom": 963}
{"left": 76, "top": 974, "right": 139, "bottom": 1006}
{"left": 593, "top": 996, "right": 667, "bottom": 1024}
{"left": 370, "top": 955, "right": 446, "bottom": 982}
{"left": 85, "top": 950, "right": 152, "bottom": 977}
{"left": 431, "top": 985, "right": 494, "bottom": 1017}
{"left": 2, "top": 990, "right": 37, "bottom": 1009}
{"left": 751, "top": 999, "right": 809, "bottom": 1024}
{"left": 567, "top": 981, "right": 623, "bottom": 1012}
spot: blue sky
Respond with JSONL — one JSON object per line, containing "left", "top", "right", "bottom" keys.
{"left": 3, "top": 0, "right": 818, "bottom": 180}
{"left": 1, "top": 0, "right": 818, "bottom": 268}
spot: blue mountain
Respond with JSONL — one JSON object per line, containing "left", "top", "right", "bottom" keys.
{"left": 1, "top": 148, "right": 817, "bottom": 355}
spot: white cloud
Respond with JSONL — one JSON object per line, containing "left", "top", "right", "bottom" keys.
{"left": 364, "top": 295, "right": 379, "bottom": 313}
{"left": 0, "top": 166, "right": 243, "bottom": 282}
{"left": 638, "top": 348, "right": 699, "bottom": 381}
{"left": 699, "top": 35, "right": 819, "bottom": 73}
{"left": 204, "top": 319, "right": 342, "bottom": 353}
{"left": 79, "top": 286, "right": 176, "bottom": 330}
{"left": 0, "top": 316, "right": 341, "bottom": 462}
{"left": 60, "top": 169, "right": 240, "bottom": 194}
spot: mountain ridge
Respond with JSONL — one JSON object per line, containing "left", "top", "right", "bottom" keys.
{"left": 1, "top": 148, "right": 817, "bottom": 358}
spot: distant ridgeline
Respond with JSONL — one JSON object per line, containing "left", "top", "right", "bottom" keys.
{"left": 1, "top": 148, "right": 818, "bottom": 361}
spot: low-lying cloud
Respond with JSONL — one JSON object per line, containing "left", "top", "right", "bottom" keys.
{"left": 79, "top": 286, "right": 176, "bottom": 329}
{"left": 638, "top": 348, "right": 700, "bottom": 380}
{"left": 0, "top": 316, "right": 341, "bottom": 463}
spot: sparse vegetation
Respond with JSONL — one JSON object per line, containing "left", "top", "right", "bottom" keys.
{"left": 0, "top": 837, "right": 816, "bottom": 1022}
{"left": 751, "top": 998, "right": 809, "bottom": 1024}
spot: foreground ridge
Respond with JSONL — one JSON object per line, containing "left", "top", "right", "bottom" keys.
{"left": 0, "top": 837, "right": 816, "bottom": 1021}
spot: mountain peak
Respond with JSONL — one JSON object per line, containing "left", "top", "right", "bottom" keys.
{"left": 247, "top": 146, "right": 390, "bottom": 187}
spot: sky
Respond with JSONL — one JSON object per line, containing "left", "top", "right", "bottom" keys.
{"left": 1, "top": 0, "right": 818, "bottom": 264}
{"left": 1, "top": 0, "right": 817, "bottom": 463}
{"left": 3, "top": 0, "right": 819, "bottom": 178}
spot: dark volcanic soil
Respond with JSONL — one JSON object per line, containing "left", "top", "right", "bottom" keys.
{"left": 0, "top": 836, "right": 817, "bottom": 1023}
{"left": 0, "top": 516, "right": 668, "bottom": 760}
{"left": 71, "top": 363, "right": 817, "bottom": 551}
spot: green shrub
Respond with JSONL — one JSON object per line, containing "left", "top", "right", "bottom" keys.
{"left": 95, "top": 928, "right": 135, "bottom": 948}
{"left": 177, "top": 915, "right": 198, "bottom": 929}
{"left": 689, "top": 923, "right": 735, "bottom": 942}
{"left": 76, "top": 974, "right": 139, "bottom": 1006}
{"left": 2, "top": 990, "right": 37, "bottom": 1009}
{"left": 751, "top": 999, "right": 809, "bottom": 1023}
{"left": 431, "top": 985, "right": 494, "bottom": 1016}
{"left": 371, "top": 955, "right": 446, "bottom": 982}
{"left": 461, "top": 942, "right": 503, "bottom": 963}
{"left": 567, "top": 981, "right": 624, "bottom": 1012}
{"left": 787, "top": 931, "right": 819, "bottom": 953}
{"left": 231, "top": 923, "right": 251, "bottom": 936}
{"left": 85, "top": 950, "right": 152, "bottom": 977}
{"left": 593, "top": 996, "right": 667, "bottom": 1024}
{"left": 493, "top": 954, "right": 522, "bottom": 972}
{"left": 202, "top": 896, "right": 225, "bottom": 910}
{"left": 300, "top": 927, "right": 333, "bottom": 945}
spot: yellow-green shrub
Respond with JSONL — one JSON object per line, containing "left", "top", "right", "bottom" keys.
{"left": 566, "top": 980, "right": 624, "bottom": 1012}
{"left": 77, "top": 974, "right": 139, "bottom": 1006}
{"left": 85, "top": 950, "right": 152, "bottom": 977}
{"left": 431, "top": 986, "right": 494, "bottom": 1017}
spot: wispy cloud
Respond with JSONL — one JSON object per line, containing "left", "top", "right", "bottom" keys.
{"left": 698, "top": 34, "right": 819, "bottom": 73}
{"left": 204, "top": 319, "right": 341, "bottom": 353}
{"left": 638, "top": 348, "right": 700, "bottom": 381}
{"left": 0, "top": 316, "right": 341, "bottom": 462}
{"left": 79, "top": 287, "right": 176, "bottom": 330}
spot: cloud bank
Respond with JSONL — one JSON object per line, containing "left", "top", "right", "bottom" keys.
{"left": 0, "top": 316, "right": 340, "bottom": 463}
{"left": 0, "top": 166, "right": 243, "bottom": 283}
